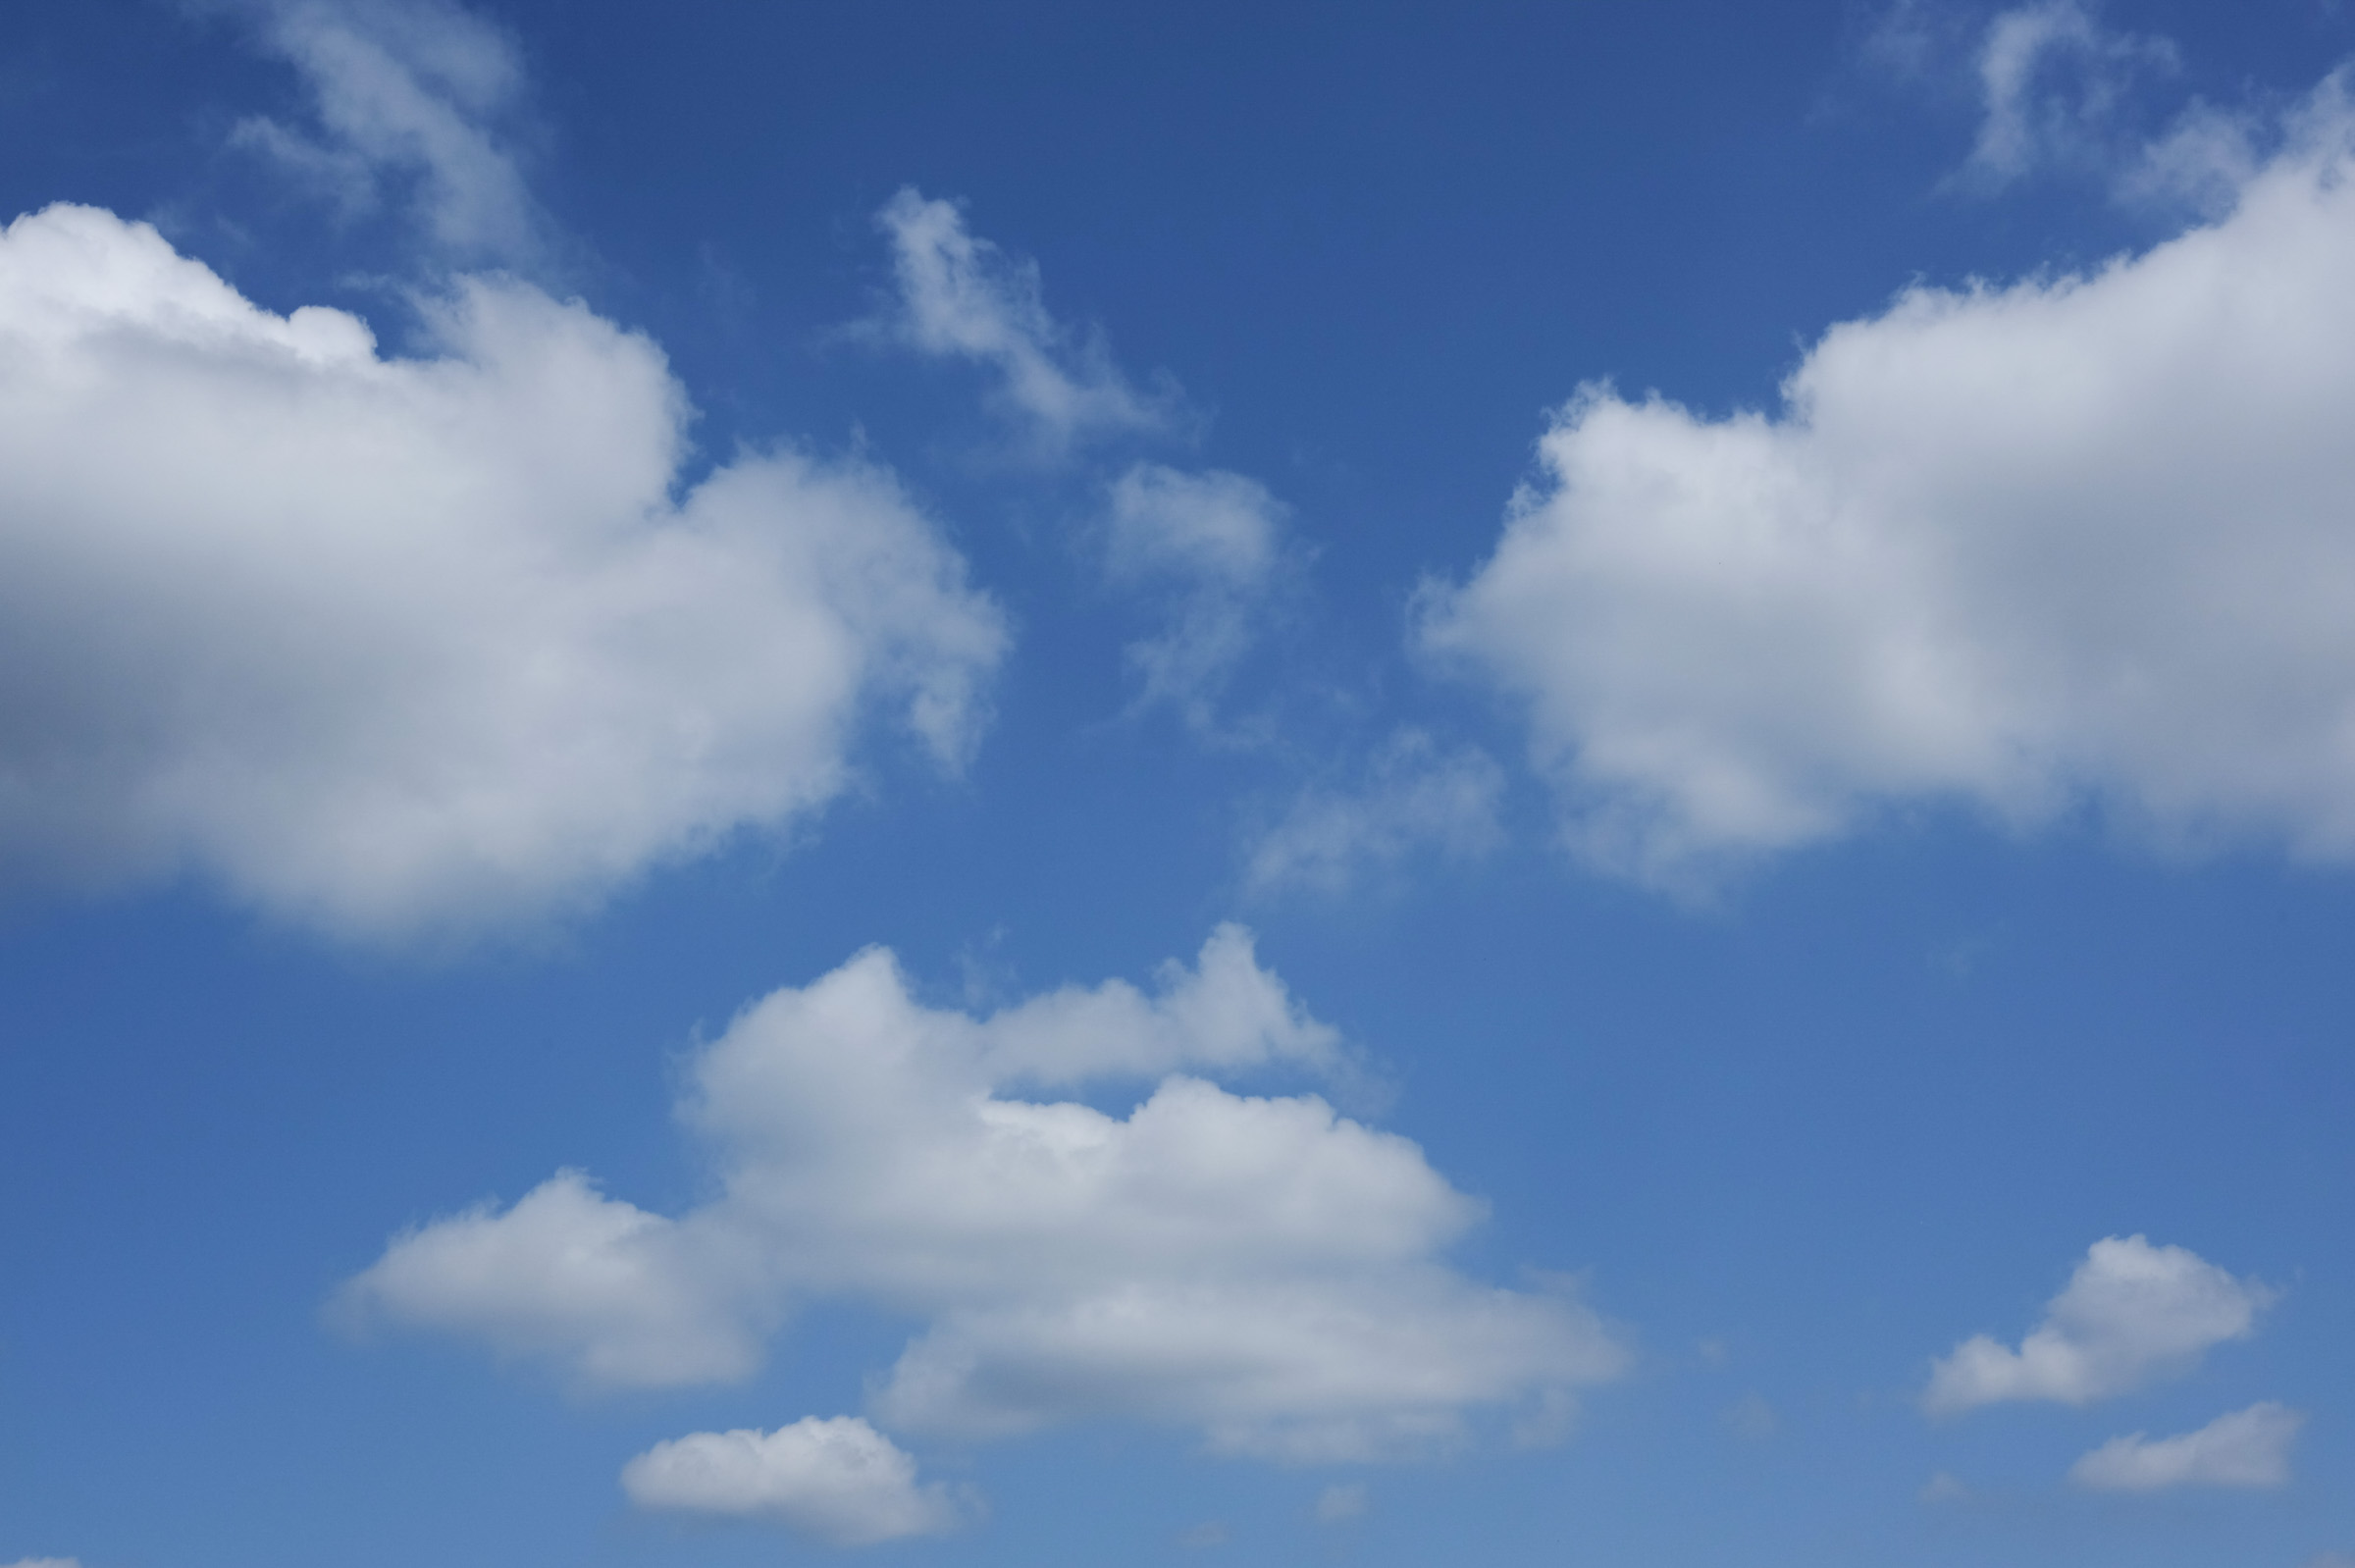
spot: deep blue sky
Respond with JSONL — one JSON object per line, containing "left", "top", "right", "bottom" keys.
{"left": 3, "top": 3, "right": 2353, "bottom": 1565}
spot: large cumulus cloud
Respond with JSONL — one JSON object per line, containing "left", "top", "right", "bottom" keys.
{"left": 1424, "top": 78, "right": 2355, "bottom": 883}
{"left": 0, "top": 203, "right": 1004, "bottom": 939}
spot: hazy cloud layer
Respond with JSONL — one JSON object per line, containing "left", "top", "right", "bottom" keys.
{"left": 343, "top": 927, "right": 1623, "bottom": 1460}
{"left": 0, "top": 203, "right": 1004, "bottom": 940}
{"left": 622, "top": 1417, "right": 976, "bottom": 1544}
{"left": 1425, "top": 79, "right": 2355, "bottom": 884}
{"left": 1924, "top": 1236, "right": 2270, "bottom": 1413}
{"left": 871, "top": 189, "right": 1176, "bottom": 453}
{"left": 2069, "top": 1401, "right": 2304, "bottom": 1491}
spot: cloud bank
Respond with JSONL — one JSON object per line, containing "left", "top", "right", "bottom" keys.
{"left": 1924, "top": 1236, "right": 2270, "bottom": 1413}
{"left": 1425, "top": 78, "right": 2355, "bottom": 883}
{"left": 2068, "top": 1401, "right": 2304, "bottom": 1491}
{"left": 342, "top": 926, "right": 1623, "bottom": 1461}
{"left": 0, "top": 203, "right": 1004, "bottom": 940}
{"left": 621, "top": 1417, "right": 976, "bottom": 1544}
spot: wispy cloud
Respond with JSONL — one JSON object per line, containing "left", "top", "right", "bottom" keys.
{"left": 1104, "top": 462, "right": 1294, "bottom": 726}
{"left": 867, "top": 188, "right": 1179, "bottom": 455}
{"left": 1959, "top": 1, "right": 2177, "bottom": 188}
{"left": 223, "top": 0, "right": 548, "bottom": 263}
{"left": 1246, "top": 731, "right": 1504, "bottom": 896}
{"left": 2069, "top": 1402, "right": 2304, "bottom": 1491}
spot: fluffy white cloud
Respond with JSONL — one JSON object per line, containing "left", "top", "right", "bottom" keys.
{"left": 1105, "top": 463, "right": 1291, "bottom": 722}
{"left": 1423, "top": 80, "right": 2355, "bottom": 884}
{"left": 621, "top": 1416, "right": 975, "bottom": 1544}
{"left": 342, "top": 926, "right": 1623, "bottom": 1459}
{"left": 1246, "top": 730, "right": 1503, "bottom": 895}
{"left": 871, "top": 189, "right": 1175, "bottom": 452}
{"left": 0, "top": 202, "right": 1004, "bottom": 939}
{"left": 1923, "top": 1236, "right": 2270, "bottom": 1414}
{"left": 228, "top": 0, "right": 545, "bottom": 262}
{"left": 2068, "top": 1401, "right": 2304, "bottom": 1491}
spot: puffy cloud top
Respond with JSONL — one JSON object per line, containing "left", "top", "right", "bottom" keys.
{"left": 342, "top": 926, "right": 1623, "bottom": 1461}
{"left": 0, "top": 203, "right": 1005, "bottom": 940}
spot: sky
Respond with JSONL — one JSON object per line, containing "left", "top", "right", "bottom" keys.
{"left": 3, "top": 0, "right": 2354, "bottom": 1564}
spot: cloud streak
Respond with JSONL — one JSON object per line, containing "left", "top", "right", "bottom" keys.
{"left": 227, "top": 0, "right": 547, "bottom": 263}
{"left": 870, "top": 188, "right": 1178, "bottom": 454}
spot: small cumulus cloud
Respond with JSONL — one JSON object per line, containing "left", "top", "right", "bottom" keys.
{"left": 2068, "top": 1401, "right": 2304, "bottom": 1491}
{"left": 1923, "top": 1236, "right": 2270, "bottom": 1414}
{"left": 621, "top": 1416, "right": 976, "bottom": 1545}
{"left": 341, "top": 926, "right": 1624, "bottom": 1460}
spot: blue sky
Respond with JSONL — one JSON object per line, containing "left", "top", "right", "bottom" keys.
{"left": 4, "top": 1, "right": 2354, "bottom": 1563}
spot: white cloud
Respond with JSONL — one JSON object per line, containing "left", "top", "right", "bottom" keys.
{"left": 1314, "top": 1483, "right": 1369, "bottom": 1523}
{"left": 871, "top": 189, "right": 1176, "bottom": 452}
{"left": 1246, "top": 730, "right": 1503, "bottom": 895}
{"left": 0, "top": 202, "right": 1005, "bottom": 940}
{"left": 1923, "top": 1236, "right": 2270, "bottom": 1414}
{"left": 228, "top": 0, "right": 545, "bottom": 263}
{"left": 4, "top": 1559, "right": 84, "bottom": 1568}
{"left": 620, "top": 1416, "right": 975, "bottom": 1544}
{"left": 2068, "top": 1401, "right": 2304, "bottom": 1491}
{"left": 1105, "top": 463, "right": 1290, "bottom": 722}
{"left": 341, "top": 926, "right": 1624, "bottom": 1459}
{"left": 1962, "top": 1, "right": 2176, "bottom": 187}
{"left": 1423, "top": 81, "right": 2355, "bottom": 884}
